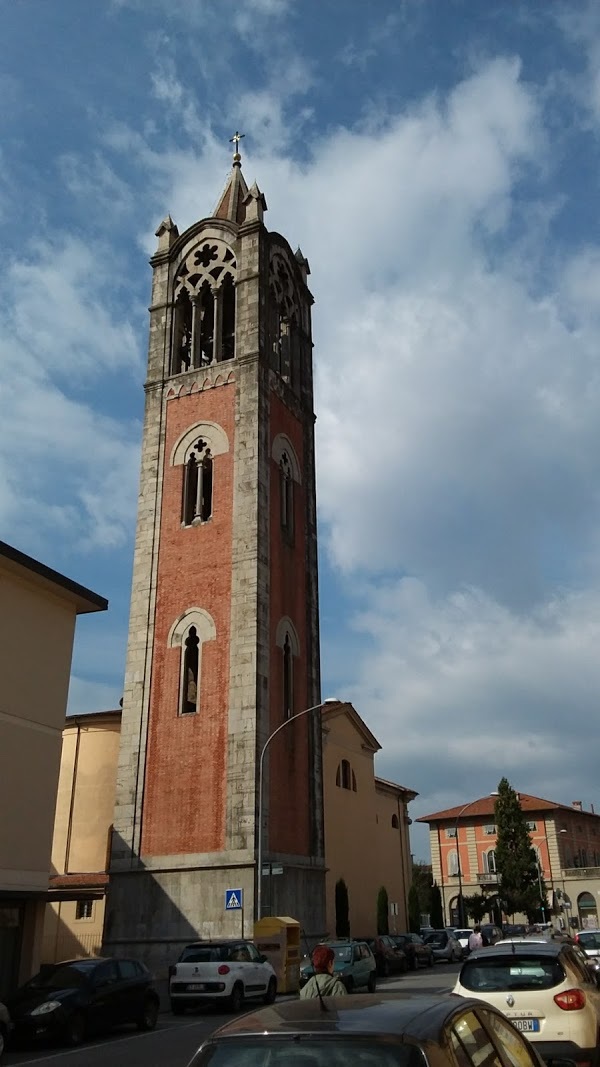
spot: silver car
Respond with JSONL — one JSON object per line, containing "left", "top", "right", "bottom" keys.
{"left": 424, "top": 929, "right": 463, "bottom": 962}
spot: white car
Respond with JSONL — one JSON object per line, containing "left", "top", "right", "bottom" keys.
{"left": 454, "top": 940, "right": 600, "bottom": 1064}
{"left": 169, "top": 940, "right": 277, "bottom": 1014}
{"left": 449, "top": 927, "right": 473, "bottom": 954}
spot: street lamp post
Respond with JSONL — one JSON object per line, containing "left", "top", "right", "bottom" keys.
{"left": 454, "top": 791, "right": 499, "bottom": 928}
{"left": 256, "top": 697, "right": 340, "bottom": 922}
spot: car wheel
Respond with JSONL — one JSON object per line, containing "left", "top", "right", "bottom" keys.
{"left": 64, "top": 1011, "right": 86, "bottom": 1047}
{"left": 427, "top": 952, "right": 434, "bottom": 968}
{"left": 229, "top": 983, "right": 244, "bottom": 1013}
{"left": 171, "top": 1000, "right": 186, "bottom": 1015}
{"left": 410, "top": 954, "right": 418, "bottom": 971}
{"left": 344, "top": 977, "right": 354, "bottom": 994}
{"left": 137, "top": 995, "right": 159, "bottom": 1031}
{"left": 367, "top": 972, "right": 377, "bottom": 993}
{"left": 263, "top": 978, "right": 277, "bottom": 1005}
{"left": 382, "top": 960, "right": 390, "bottom": 978}
{"left": 0, "top": 1024, "right": 6, "bottom": 1059}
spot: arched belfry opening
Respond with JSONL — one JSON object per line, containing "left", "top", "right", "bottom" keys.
{"left": 171, "top": 241, "right": 237, "bottom": 373}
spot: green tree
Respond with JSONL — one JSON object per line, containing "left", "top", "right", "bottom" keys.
{"left": 430, "top": 882, "right": 444, "bottom": 928}
{"left": 408, "top": 884, "right": 421, "bottom": 934}
{"left": 411, "top": 862, "right": 433, "bottom": 917}
{"left": 495, "top": 778, "right": 545, "bottom": 920}
{"left": 463, "top": 893, "right": 489, "bottom": 923}
{"left": 377, "top": 885, "right": 389, "bottom": 934}
{"left": 335, "top": 878, "right": 350, "bottom": 938}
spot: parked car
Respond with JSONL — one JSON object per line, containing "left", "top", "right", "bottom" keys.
{"left": 361, "top": 935, "right": 407, "bottom": 976}
{"left": 169, "top": 940, "right": 276, "bottom": 1014}
{"left": 0, "top": 1001, "right": 12, "bottom": 1060}
{"left": 481, "top": 923, "right": 503, "bottom": 945}
{"left": 390, "top": 933, "right": 434, "bottom": 970}
{"left": 185, "top": 990, "right": 551, "bottom": 1067}
{"left": 424, "top": 929, "right": 463, "bottom": 962}
{"left": 575, "top": 929, "right": 600, "bottom": 967}
{"left": 448, "top": 928, "right": 473, "bottom": 955}
{"left": 300, "top": 940, "right": 376, "bottom": 993}
{"left": 453, "top": 939, "right": 600, "bottom": 1064}
{"left": 6, "top": 957, "right": 158, "bottom": 1047}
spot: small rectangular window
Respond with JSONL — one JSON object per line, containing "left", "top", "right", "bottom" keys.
{"left": 446, "top": 827, "right": 457, "bottom": 838}
{"left": 484, "top": 824, "right": 496, "bottom": 835}
{"left": 526, "top": 821, "right": 537, "bottom": 831}
{"left": 75, "top": 899, "right": 93, "bottom": 921}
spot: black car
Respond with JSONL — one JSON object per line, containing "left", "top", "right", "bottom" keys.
{"left": 6, "top": 957, "right": 159, "bottom": 1046}
{"left": 361, "top": 935, "right": 407, "bottom": 977}
{"left": 186, "top": 991, "right": 552, "bottom": 1067}
{"left": 391, "top": 933, "right": 435, "bottom": 970}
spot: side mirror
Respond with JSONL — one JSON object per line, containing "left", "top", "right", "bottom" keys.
{"left": 259, "top": 955, "right": 268, "bottom": 964}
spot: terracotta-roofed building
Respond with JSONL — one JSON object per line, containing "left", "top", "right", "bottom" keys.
{"left": 418, "top": 791, "right": 600, "bottom": 930}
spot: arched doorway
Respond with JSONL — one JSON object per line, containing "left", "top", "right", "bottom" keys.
{"left": 577, "top": 891, "right": 598, "bottom": 929}
{"left": 449, "top": 896, "right": 460, "bottom": 927}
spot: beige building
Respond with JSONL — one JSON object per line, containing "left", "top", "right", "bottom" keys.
{"left": 42, "top": 711, "right": 121, "bottom": 965}
{"left": 419, "top": 792, "right": 600, "bottom": 930}
{"left": 322, "top": 702, "right": 416, "bottom": 938}
{"left": 0, "top": 540, "right": 106, "bottom": 998}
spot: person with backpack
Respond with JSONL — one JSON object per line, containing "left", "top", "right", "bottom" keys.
{"left": 300, "top": 945, "right": 347, "bottom": 998}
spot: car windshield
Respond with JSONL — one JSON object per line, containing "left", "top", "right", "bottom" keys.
{"left": 331, "top": 946, "right": 352, "bottom": 963}
{"left": 460, "top": 955, "right": 565, "bottom": 992}
{"left": 28, "top": 963, "right": 93, "bottom": 990}
{"left": 193, "top": 1037, "right": 426, "bottom": 1067}
{"left": 425, "top": 934, "right": 445, "bottom": 945}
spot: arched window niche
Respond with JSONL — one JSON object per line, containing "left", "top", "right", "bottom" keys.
{"left": 171, "top": 239, "right": 237, "bottom": 373}
{"left": 168, "top": 608, "right": 217, "bottom": 717}
{"left": 275, "top": 617, "right": 300, "bottom": 721}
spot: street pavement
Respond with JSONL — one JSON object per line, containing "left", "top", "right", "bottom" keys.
{"left": 2, "top": 961, "right": 462, "bottom": 1067}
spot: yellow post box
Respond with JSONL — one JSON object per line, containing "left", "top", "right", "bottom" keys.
{"left": 253, "top": 916, "right": 301, "bottom": 994}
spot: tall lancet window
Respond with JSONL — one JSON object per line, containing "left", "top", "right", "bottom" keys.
{"left": 198, "top": 280, "right": 215, "bottom": 366}
{"left": 182, "top": 439, "right": 213, "bottom": 526}
{"left": 173, "top": 289, "right": 193, "bottom": 373}
{"left": 280, "top": 452, "right": 294, "bottom": 542}
{"left": 221, "top": 273, "right": 235, "bottom": 361}
{"left": 283, "top": 633, "right": 294, "bottom": 719}
{"left": 181, "top": 625, "right": 200, "bottom": 714}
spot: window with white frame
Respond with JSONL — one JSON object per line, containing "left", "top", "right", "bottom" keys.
{"left": 526, "top": 821, "right": 537, "bottom": 831}
{"left": 167, "top": 608, "right": 217, "bottom": 718}
{"left": 75, "top": 899, "right": 93, "bottom": 921}
{"left": 448, "top": 849, "right": 459, "bottom": 876}
{"left": 483, "top": 824, "right": 496, "bottom": 835}
{"left": 446, "top": 827, "right": 457, "bottom": 839}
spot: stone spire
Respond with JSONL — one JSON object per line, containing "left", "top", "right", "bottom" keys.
{"left": 213, "top": 131, "right": 250, "bottom": 225}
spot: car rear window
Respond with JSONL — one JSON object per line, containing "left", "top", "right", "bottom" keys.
{"left": 192, "top": 1037, "right": 426, "bottom": 1067}
{"left": 180, "top": 944, "right": 241, "bottom": 963}
{"left": 578, "top": 933, "right": 600, "bottom": 950}
{"left": 460, "top": 955, "right": 565, "bottom": 992}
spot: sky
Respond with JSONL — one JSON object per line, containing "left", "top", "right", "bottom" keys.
{"left": 3, "top": 0, "right": 600, "bottom": 861}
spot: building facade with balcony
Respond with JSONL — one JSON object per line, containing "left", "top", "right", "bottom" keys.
{"left": 419, "top": 792, "right": 600, "bottom": 929}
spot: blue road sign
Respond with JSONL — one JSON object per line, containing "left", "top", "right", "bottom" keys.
{"left": 225, "top": 888, "right": 243, "bottom": 911}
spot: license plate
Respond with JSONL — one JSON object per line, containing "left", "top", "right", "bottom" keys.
{"left": 186, "top": 983, "right": 205, "bottom": 991}
{"left": 513, "top": 1019, "right": 540, "bottom": 1033}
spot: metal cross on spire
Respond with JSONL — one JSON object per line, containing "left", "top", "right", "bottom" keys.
{"left": 229, "top": 130, "right": 245, "bottom": 162}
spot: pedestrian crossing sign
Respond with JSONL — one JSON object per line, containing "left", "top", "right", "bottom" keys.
{"left": 225, "top": 888, "right": 243, "bottom": 910}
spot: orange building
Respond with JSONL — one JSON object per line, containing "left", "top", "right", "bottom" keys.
{"left": 419, "top": 792, "right": 600, "bottom": 929}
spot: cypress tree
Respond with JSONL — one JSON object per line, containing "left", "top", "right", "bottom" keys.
{"left": 335, "top": 878, "right": 350, "bottom": 938}
{"left": 408, "top": 884, "right": 421, "bottom": 933}
{"left": 494, "top": 777, "right": 545, "bottom": 920}
{"left": 377, "top": 885, "right": 389, "bottom": 934}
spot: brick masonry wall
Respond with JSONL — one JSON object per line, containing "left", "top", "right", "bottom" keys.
{"left": 267, "top": 390, "right": 310, "bottom": 857}
{"left": 141, "top": 384, "right": 236, "bottom": 857}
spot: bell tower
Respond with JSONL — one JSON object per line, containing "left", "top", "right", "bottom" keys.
{"left": 105, "top": 141, "right": 325, "bottom": 968}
